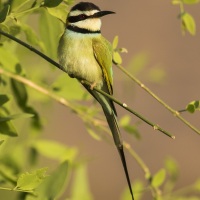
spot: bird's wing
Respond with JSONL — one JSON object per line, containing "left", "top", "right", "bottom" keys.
{"left": 92, "top": 36, "right": 113, "bottom": 95}
{"left": 90, "top": 36, "right": 134, "bottom": 200}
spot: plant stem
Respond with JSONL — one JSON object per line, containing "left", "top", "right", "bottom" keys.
{"left": 0, "top": 30, "right": 175, "bottom": 139}
{"left": 0, "top": 67, "right": 156, "bottom": 185}
{"left": 116, "top": 64, "right": 200, "bottom": 135}
{"left": 0, "top": 186, "right": 34, "bottom": 193}
{"left": 0, "top": 67, "right": 105, "bottom": 131}
{"left": 82, "top": 80, "right": 175, "bottom": 139}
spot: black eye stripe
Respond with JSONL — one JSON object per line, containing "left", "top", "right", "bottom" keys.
{"left": 68, "top": 14, "right": 89, "bottom": 23}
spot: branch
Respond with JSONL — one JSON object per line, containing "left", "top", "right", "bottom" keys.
{"left": 0, "top": 67, "right": 106, "bottom": 131}
{"left": 116, "top": 64, "right": 200, "bottom": 135}
{"left": 0, "top": 30, "right": 175, "bottom": 139}
{"left": 82, "top": 80, "right": 175, "bottom": 139}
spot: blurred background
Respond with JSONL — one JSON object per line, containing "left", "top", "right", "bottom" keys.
{"left": 44, "top": 1, "right": 200, "bottom": 199}
{"left": 1, "top": 0, "right": 200, "bottom": 200}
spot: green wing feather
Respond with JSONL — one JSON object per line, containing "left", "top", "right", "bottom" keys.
{"left": 91, "top": 36, "right": 134, "bottom": 200}
{"left": 92, "top": 36, "right": 113, "bottom": 95}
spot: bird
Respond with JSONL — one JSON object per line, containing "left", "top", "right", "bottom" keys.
{"left": 58, "top": 2, "right": 134, "bottom": 200}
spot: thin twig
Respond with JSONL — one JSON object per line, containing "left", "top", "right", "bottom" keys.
{"left": 0, "top": 67, "right": 105, "bottom": 130}
{"left": 82, "top": 80, "right": 175, "bottom": 139}
{"left": 116, "top": 64, "right": 200, "bottom": 135}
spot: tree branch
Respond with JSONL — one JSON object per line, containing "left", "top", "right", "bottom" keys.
{"left": 116, "top": 64, "right": 200, "bottom": 135}
{"left": 0, "top": 30, "right": 177, "bottom": 139}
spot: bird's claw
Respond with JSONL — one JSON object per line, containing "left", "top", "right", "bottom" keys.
{"left": 90, "top": 82, "right": 97, "bottom": 90}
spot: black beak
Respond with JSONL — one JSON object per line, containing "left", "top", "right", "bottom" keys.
{"left": 92, "top": 10, "right": 115, "bottom": 18}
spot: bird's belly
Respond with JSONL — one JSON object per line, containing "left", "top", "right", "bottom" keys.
{"left": 58, "top": 33, "right": 103, "bottom": 88}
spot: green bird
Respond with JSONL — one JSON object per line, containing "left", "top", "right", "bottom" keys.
{"left": 58, "top": 2, "right": 134, "bottom": 199}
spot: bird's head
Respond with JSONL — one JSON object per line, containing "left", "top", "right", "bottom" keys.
{"left": 67, "top": 2, "right": 115, "bottom": 32}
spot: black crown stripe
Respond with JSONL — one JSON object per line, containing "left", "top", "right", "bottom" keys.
{"left": 71, "top": 2, "right": 100, "bottom": 12}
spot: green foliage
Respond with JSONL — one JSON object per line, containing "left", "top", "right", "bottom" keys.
{"left": 186, "top": 100, "right": 200, "bottom": 113}
{"left": 172, "top": 0, "right": 199, "bottom": 35}
{"left": 0, "top": 0, "right": 200, "bottom": 200}
{"left": 70, "top": 164, "right": 93, "bottom": 200}
{"left": 16, "top": 168, "right": 48, "bottom": 191}
{"left": 112, "top": 36, "right": 128, "bottom": 65}
{"left": 127, "top": 52, "right": 167, "bottom": 84}
{"left": 152, "top": 168, "right": 166, "bottom": 188}
{"left": 181, "top": 12, "right": 196, "bottom": 35}
{"left": 119, "top": 115, "right": 141, "bottom": 139}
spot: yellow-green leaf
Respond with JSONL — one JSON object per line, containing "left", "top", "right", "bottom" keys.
{"left": 16, "top": 168, "right": 48, "bottom": 191}
{"left": 45, "top": 3, "right": 69, "bottom": 23}
{"left": 52, "top": 74, "right": 86, "bottom": 100}
{"left": 186, "top": 100, "right": 199, "bottom": 113}
{"left": 43, "top": 0, "right": 63, "bottom": 7}
{"left": 0, "top": 110, "right": 18, "bottom": 137}
{"left": 182, "top": 0, "right": 200, "bottom": 4}
{"left": 0, "top": 94, "right": 9, "bottom": 106}
{"left": 181, "top": 12, "right": 196, "bottom": 35}
{"left": 113, "top": 51, "right": 122, "bottom": 64}
{"left": 152, "top": 169, "right": 166, "bottom": 188}
{"left": 86, "top": 126, "right": 101, "bottom": 141}
{"left": 112, "top": 35, "right": 119, "bottom": 49}
{"left": 71, "top": 164, "right": 93, "bottom": 200}
{"left": 0, "top": 5, "right": 10, "bottom": 23}
{"left": 32, "top": 140, "right": 78, "bottom": 162}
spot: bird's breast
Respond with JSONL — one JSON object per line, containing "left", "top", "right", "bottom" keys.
{"left": 58, "top": 30, "right": 103, "bottom": 87}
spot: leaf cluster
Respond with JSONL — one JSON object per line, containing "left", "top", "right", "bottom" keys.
{"left": 0, "top": 0, "right": 200, "bottom": 200}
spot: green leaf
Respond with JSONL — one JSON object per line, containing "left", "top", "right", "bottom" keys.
{"left": 194, "top": 179, "right": 200, "bottom": 191}
{"left": 181, "top": 12, "right": 196, "bottom": 35}
{"left": 45, "top": 3, "right": 69, "bottom": 23}
{"left": 0, "top": 112, "right": 18, "bottom": 137}
{"left": 172, "top": 0, "right": 181, "bottom": 5}
{"left": 113, "top": 51, "right": 122, "bottom": 64}
{"left": 127, "top": 52, "right": 149, "bottom": 76}
{"left": 148, "top": 67, "right": 166, "bottom": 83}
{"left": 26, "top": 161, "right": 69, "bottom": 200}
{"left": 52, "top": 74, "right": 86, "bottom": 100}
{"left": 0, "top": 94, "right": 9, "bottom": 106}
{"left": 16, "top": 168, "right": 48, "bottom": 191}
{"left": 120, "top": 115, "right": 141, "bottom": 139}
{"left": 10, "top": 78, "right": 28, "bottom": 109}
{"left": 43, "top": 0, "right": 63, "bottom": 7}
{"left": 0, "top": 46, "right": 19, "bottom": 72}
{"left": 32, "top": 140, "right": 78, "bottom": 162}
{"left": 0, "top": 163, "right": 17, "bottom": 184}
{"left": 20, "top": 24, "right": 45, "bottom": 51}
{"left": 11, "top": 0, "right": 33, "bottom": 11}
{"left": 0, "top": 4, "right": 10, "bottom": 23}
{"left": 112, "top": 35, "right": 119, "bottom": 49}
{"left": 39, "top": 9, "right": 62, "bottom": 59}
{"left": 120, "top": 115, "right": 131, "bottom": 126}
{"left": 71, "top": 164, "right": 93, "bottom": 200}
{"left": 152, "top": 168, "right": 166, "bottom": 188}
{"left": 0, "top": 113, "right": 34, "bottom": 122}
{"left": 164, "top": 157, "right": 179, "bottom": 181}
{"left": 182, "top": 0, "right": 200, "bottom": 4}
{"left": 186, "top": 100, "right": 199, "bottom": 113}
{"left": 10, "top": 25, "right": 21, "bottom": 36}
{"left": 86, "top": 126, "right": 101, "bottom": 141}
{"left": 0, "top": 140, "right": 4, "bottom": 145}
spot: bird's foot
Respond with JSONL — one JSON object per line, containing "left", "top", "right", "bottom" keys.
{"left": 90, "top": 82, "right": 97, "bottom": 90}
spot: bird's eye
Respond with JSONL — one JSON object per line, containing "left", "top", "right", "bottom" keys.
{"left": 79, "top": 14, "right": 87, "bottom": 20}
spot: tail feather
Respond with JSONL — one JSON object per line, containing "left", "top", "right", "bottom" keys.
{"left": 83, "top": 84, "right": 134, "bottom": 200}
{"left": 104, "top": 110, "right": 134, "bottom": 200}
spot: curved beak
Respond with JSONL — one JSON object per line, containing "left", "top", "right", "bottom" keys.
{"left": 92, "top": 10, "right": 115, "bottom": 18}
